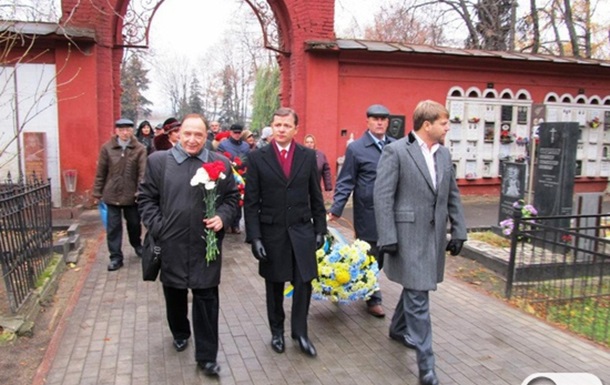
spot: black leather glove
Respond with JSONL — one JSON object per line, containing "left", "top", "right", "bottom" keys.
{"left": 380, "top": 243, "right": 398, "bottom": 257}
{"left": 315, "top": 234, "right": 325, "bottom": 250}
{"left": 446, "top": 239, "right": 465, "bottom": 256}
{"left": 251, "top": 238, "right": 268, "bottom": 262}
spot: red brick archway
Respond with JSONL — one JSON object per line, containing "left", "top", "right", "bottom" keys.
{"left": 55, "top": 0, "right": 335, "bottom": 202}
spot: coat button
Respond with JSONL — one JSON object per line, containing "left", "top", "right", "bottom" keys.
{"left": 430, "top": 220, "right": 435, "bottom": 225}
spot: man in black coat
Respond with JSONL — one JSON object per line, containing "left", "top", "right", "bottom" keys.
{"left": 244, "top": 107, "right": 327, "bottom": 357}
{"left": 138, "top": 114, "right": 239, "bottom": 376}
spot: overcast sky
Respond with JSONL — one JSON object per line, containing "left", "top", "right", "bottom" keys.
{"left": 144, "top": 0, "right": 395, "bottom": 116}
{"left": 144, "top": 0, "right": 609, "bottom": 116}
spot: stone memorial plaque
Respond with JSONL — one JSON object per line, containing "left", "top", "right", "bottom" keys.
{"left": 449, "top": 101, "right": 464, "bottom": 122}
{"left": 485, "top": 105, "right": 495, "bottom": 122}
{"left": 501, "top": 105, "right": 513, "bottom": 122}
{"left": 534, "top": 122, "right": 579, "bottom": 229}
{"left": 517, "top": 106, "right": 528, "bottom": 124}
{"left": 498, "top": 162, "right": 526, "bottom": 224}
{"left": 24, "top": 132, "right": 47, "bottom": 179}
{"left": 576, "top": 109, "right": 586, "bottom": 126}
{"left": 465, "top": 160, "right": 477, "bottom": 179}
{"left": 601, "top": 160, "right": 610, "bottom": 176}
{"left": 466, "top": 122, "right": 479, "bottom": 140}
{"left": 515, "top": 124, "right": 528, "bottom": 139}
{"left": 587, "top": 160, "right": 599, "bottom": 176}
{"left": 484, "top": 122, "right": 494, "bottom": 142}
{"left": 467, "top": 104, "right": 481, "bottom": 122}
{"left": 465, "top": 141, "right": 477, "bottom": 159}
{"left": 546, "top": 107, "right": 558, "bottom": 123}
{"left": 482, "top": 142, "right": 493, "bottom": 158}
{"left": 448, "top": 123, "right": 462, "bottom": 140}
{"left": 449, "top": 140, "right": 461, "bottom": 159}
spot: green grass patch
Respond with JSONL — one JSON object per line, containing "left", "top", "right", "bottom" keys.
{"left": 34, "top": 255, "right": 62, "bottom": 288}
{"left": 512, "top": 278, "right": 610, "bottom": 347}
{"left": 468, "top": 231, "right": 510, "bottom": 248}
{"left": 546, "top": 298, "right": 610, "bottom": 346}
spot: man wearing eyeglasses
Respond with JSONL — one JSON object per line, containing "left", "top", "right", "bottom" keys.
{"left": 93, "top": 118, "right": 147, "bottom": 271}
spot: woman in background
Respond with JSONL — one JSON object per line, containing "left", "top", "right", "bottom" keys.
{"left": 304, "top": 134, "right": 332, "bottom": 192}
{"left": 136, "top": 120, "right": 155, "bottom": 155}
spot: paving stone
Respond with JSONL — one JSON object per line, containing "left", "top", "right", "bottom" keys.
{"left": 37, "top": 217, "right": 610, "bottom": 385}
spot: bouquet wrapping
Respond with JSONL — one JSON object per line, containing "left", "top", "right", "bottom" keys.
{"left": 311, "top": 227, "right": 379, "bottom": 303}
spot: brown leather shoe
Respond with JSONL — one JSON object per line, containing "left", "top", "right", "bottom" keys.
{"left": 367, "top": 304, "right": 385, "bottom": 318}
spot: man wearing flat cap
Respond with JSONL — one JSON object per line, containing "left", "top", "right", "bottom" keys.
{"left": 329, "top": 104, "right": 395, "bottom": 317}
{"left": 217, "top": 123, "right": 251, "bottom": 233}
{"left": 93, "top": 118, "right": 147, "bottom": 271}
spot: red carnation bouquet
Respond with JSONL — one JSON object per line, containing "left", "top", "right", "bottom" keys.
{"left": 190, "top": 160, "right": 227, "bottom": 265}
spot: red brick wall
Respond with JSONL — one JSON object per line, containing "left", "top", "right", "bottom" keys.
{"left": 53, "top": 0, "right": 336, "bottom": 201}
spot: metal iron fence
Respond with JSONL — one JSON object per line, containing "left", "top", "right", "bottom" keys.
{"left": 0, "top": 172, "right": 53, "bottom": 313}
{"left": 506, "top": 204, "right": 610, "bottom": 345}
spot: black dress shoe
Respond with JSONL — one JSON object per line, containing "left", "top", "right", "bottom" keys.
{"left": 419, "top": 369, "right": 439, "bottom": 385}
{"left": 135, "top": 246, "right": 143, "bottom": 258}
{"left": 389, "top": 331, "right": 416, "bottom": 349}
{"left": 198, "top": 361, "right": 220, "bottom": 376}
{"left": 173, "top": 339, "right": 188, "bottom": 352}
{"left": 107, "top": 259, "right": 123, "bottom": 271}
{"left": 293, "top": 336, "right": 317, "bottom": 357}
{"left": 271, "top": 334, "right": 285, "bottom": 353}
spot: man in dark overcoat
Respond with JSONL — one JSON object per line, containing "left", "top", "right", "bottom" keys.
{"left": 138, "top": 114, "right": 239, "bottom": 376}
{"left": 374, "top": 100, "right": 467, "bottom": 385}
{"left": 329, "top": 104, "right": 396, "bottom": 317}
{"left": 244, "top": 107, "right": 327, "bottom": 357}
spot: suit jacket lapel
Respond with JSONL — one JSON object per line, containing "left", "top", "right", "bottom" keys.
{"left": 406, "top": 133, "right": 436, "bottom": 193}
{"left": 434, "top": 151, "right": 445, "bottom": 189}
{"left": 261, "top": 145, "right": 287, "bottom": 181}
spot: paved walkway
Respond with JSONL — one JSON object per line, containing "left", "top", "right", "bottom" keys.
{"left": 35, "top": 210, "right": 610, "bottom": 385}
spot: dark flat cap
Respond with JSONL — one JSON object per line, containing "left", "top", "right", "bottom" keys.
{"left": 366, "top": 104, "right": 390, "bottom": 117}
{"left": 115, "top": 118, "right": 134, "bottom": 127}
{"left": 230, "top": 123, "right": 244, "bottom": 133}
{"left": 155, "top": 123, "right": 163, "bottom": 130}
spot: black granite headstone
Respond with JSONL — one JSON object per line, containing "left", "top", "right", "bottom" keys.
{"left": 533, "top": 122, "right": 579, "bottom": 228}
{"left": 498, "top": 162, "right": 526, "bottom": 224}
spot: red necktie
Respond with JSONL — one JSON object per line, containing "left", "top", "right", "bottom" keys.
{"left": 280, "top": 149, "right": 287, "bottom": 160}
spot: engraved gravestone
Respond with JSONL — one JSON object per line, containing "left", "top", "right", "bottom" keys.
{"left": 498, "top": 162, "right": 526, "bottom": 224}
{"left": 533, "top": 122, "right": 579, "bottom": 229}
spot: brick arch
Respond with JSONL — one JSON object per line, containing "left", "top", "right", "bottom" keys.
{"left": 63, "top": 0, "right": 334, "bottom": 128}
{"left": 55, "top": 0, "right": 333, "bottom": 200}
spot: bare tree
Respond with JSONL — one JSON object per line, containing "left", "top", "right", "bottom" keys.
{"left": 154, "top": 52, "right": 192, "bottom": 117}
{"left": 364, "top": 2, "right": 447, "bottom": 45}
{"left": 517, "top": 0, "right": 606, "bottom": 58}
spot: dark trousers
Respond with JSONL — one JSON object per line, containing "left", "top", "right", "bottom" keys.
{"left": 163, "top": 285, "right": 219, "bottom": 363}
{"left": 390, "top": 288, "right": 435, "bottom": 372}
{"left": 232, "top": 207, "right": 242, "bottom": 229}
{"left": 363, "top": 240, "right": 382, "bottom": 306}
{"left": 106, "top": 203, "right": 141, "bottom": 261}
{"left": 265, "top": 272, "right": 312, "bottom": 338}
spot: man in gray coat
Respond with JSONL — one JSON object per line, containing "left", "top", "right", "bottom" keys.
{"left": 374, "top": 100, "right": 467, "bottom": 385}
{"left": 138, "top": 114, "right": 239, "bottom": 376}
